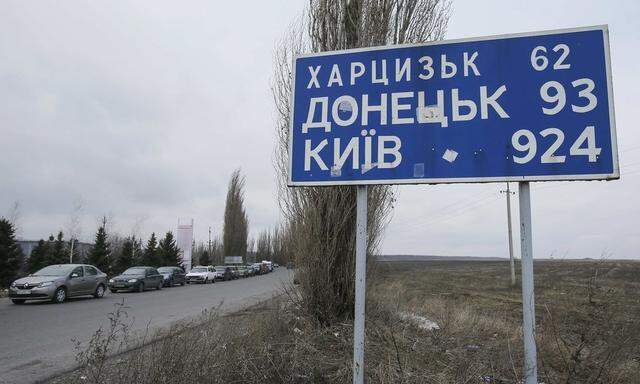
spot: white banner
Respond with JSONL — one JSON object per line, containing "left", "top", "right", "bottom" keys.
{"left": 176, "top": 222, "right": 193, "bottom": 271}
{"left": 224, "top": 256, "right": 243, "bottom": 264}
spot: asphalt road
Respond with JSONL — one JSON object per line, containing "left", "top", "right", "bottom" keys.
{"left": 0, "top": 268, "right": 291, "bottom": 384}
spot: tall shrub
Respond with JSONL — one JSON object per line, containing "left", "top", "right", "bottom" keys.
{"left": 272, "top": 0, "right": 450, "bottom": 324}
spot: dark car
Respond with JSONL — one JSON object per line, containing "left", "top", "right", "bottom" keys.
{"left": 108, "top": 267, "right": 163, "bottom": 293}
{"left": 228, "top": 266, "right": 240, "bottom": 279}
{"left": 9, "top": 264, "right": 108, "bottom": 304}
{"left": 214, "top": 266, "right": 234, "bottom": 281}
{"left": 158, "top": 266, "right": 186, "bottom": 287}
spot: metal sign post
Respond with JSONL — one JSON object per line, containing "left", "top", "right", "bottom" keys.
{"left": 353, "top": 185, "right": 368, "bottom": 384}
{"left": 518, "top": 182, "right": 538, "bottom": 383}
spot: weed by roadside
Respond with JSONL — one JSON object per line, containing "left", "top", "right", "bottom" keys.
{"left": 53, "top": 260, "right": 640, "bottom": 384}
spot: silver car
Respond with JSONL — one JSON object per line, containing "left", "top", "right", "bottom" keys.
{"left": 9, "top": 264, "right": 108, "bottom": 304}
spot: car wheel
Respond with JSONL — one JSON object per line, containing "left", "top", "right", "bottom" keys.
{"left": 180, "top": 281, "right": 185, "bottom": 286}
{"left": 156, "top": 281, "right": 162, "bottom": 290}
{"left": 137, "top": 282, "right": 145, "bottom": 293}
{"left": 11, "top": 299, "right": 26, "bottom": 305}
{"left": 93, "top": 284, "right": 105, "bottom": 298}
{"left": 52, "top": 287, "right": 66, "bottom": 303}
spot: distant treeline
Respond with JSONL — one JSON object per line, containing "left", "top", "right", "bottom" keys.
{"left": 8, "top": 216, "right": 183, "bottom": 277}
{"left": 0, "top": 169, "right": 293, "bottom": 288}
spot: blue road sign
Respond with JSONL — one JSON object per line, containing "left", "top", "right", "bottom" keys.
{"left": 288, "top": 26, "right": 618, "bottom": 186}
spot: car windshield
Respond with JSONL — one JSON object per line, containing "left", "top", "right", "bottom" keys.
{"left": 122, "top": 268, "right": 146, "bottom": 275}
{"left": 157, "top": 267, "right": 174, "bottom": 273}
{"left": 191, "top": 267, "right": 207, "bottom": 273}
{"left": 32, "top": 265, "right": 75, "bottom": 276}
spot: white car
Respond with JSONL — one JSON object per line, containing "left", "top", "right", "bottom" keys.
{"left": 186, "top": 266, "right": 216, "bottom": 284}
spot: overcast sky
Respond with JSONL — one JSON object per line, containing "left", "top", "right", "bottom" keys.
{"left": 1, "top": 0, "right": 638, "bottom": 259}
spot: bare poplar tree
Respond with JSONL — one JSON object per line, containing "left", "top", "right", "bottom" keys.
{"left": 66, "top": 197, "right": 83, "bottom": 263}
{"left": 255, "top": 229, "right": 272, "bottom": 261}
{"left": 130, "top": 214, "right": 148, "bottom": 239}
{"left": 222, "top": 169, "right": 249, "bottom": 258}
{"left": 211, "top": 236, "right": 223, "bottom": 264}
{"left": 273, "top": 0, "right": 450, "bottom": 324}
{"left": 7, "top": 200, "right": 21, "bottom": 239}
{"left": 246, "top": 237, "right": 256, "bottom": 262}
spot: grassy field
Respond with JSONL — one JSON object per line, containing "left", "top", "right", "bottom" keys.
{"left": 372, "top": 259, "right": 640, "bottom": 383}
{"left": 54, "top": 259, "right": 640, "bottom": 384}
{"left": 375, "top": 259, "right": 640, "bottom": 324}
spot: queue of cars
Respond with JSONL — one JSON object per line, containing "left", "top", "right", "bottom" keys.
{"left": 7, "top": 261, "right": 278, "bottom": 304}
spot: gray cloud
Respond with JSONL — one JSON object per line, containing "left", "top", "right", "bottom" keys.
{"left": 1, "top": 0, "right": 638, "bottom": 259}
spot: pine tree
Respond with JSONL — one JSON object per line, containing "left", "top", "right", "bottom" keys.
{"left": 141, "top": 233, "right": 160, "bottom": 266}
{"left": 159, "top": 231, "right": 182, "bottom": 267}
{"left": 113, "top": 236, "right": 135, "bottom": 274}
{"left": 28, "top": 239, "right": 49, "bottom": 273}
{"left": 49, "top": 231, "right": 67, "bottom": 265}
{"left": 87, "top": 217, "right": 111, "bottom": 274}
{"left": 0, "top": 218, "right": 24, "bottom": 287}
{"left": 199, "top": 250, "right": 210, "bottom": 266}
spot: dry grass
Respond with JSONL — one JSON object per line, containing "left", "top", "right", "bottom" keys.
{"left": 373, "top": 259, "right": 640, "bottom": 383}
{"left": 51, "top": 259, "right": 640, "bottom": 384}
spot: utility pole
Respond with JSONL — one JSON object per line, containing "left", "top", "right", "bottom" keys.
{"left": 500, "top": 183, "right": 516, "bottom": 287}
{"left": 208, "top": 226, "right": 212, "bottom": 262}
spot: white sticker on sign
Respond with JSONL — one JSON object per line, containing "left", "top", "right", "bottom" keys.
{"left": 442, "top": 149, "right": 459, "bottom": 163}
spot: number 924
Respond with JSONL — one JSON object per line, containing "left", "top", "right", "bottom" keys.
{"left": 511, "top": 126, "right": 601, "bottom": 164}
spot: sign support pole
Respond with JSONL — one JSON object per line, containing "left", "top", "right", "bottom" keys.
{"left": 518, "top": 182, "right": 538, "bottom": 384}
{"left": 353, "top": 185, "right": 368, "bottom": 384}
